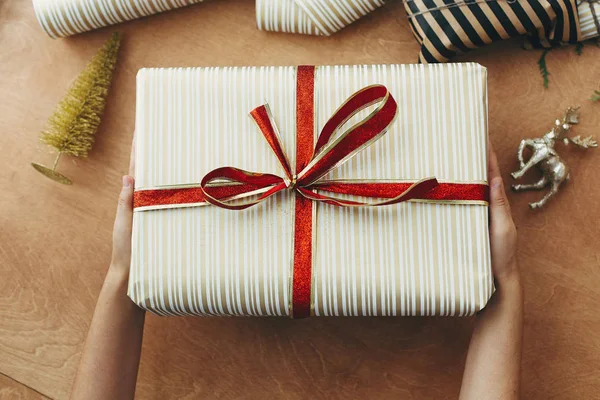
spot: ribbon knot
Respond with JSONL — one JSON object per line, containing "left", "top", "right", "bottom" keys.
{"left": 286, "top": 175, "right": 298, "bottom": 190}
{"left": 199, "top": 85, "right": 440, "bottom": 210}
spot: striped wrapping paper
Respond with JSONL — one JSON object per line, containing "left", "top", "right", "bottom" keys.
{"left": 128, "top": 63, "right": 493, "bottom": 317}
{"left": 404, "top": 0, "right": 581, "bottom": 63}
{"left": 256, "top": 0, "right": 384, "bottom": 35}
{"left": 32, "top": 0, "right": 384, "bottom": 38}
{"left": 579, "top": 0, "right": 600, "bottom": 39}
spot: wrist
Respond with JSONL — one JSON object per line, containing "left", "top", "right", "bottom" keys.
{"left": 479, "top": 267, "right": 523, "bottom": 318}
{"left": 106, "top": 263, "right": 130, "bottom": 289}
{"left": 496, "top": 277, "right": 523, "bottom": 309}
{"left": 495, "top": 261, "right": 522, "bottom": 294}
{"left": 103, "top": 264, "right": 145, "bottom": 315}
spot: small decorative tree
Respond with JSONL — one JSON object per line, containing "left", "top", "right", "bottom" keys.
{"left": 32, "top": 32, "right": 122, "bottom": 184}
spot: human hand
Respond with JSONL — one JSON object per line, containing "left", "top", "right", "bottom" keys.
{"left": 109, "top": 135, "right": 135, "bottom": 279}
{"left": 71, "top": 135, "right": 144, "bottom": 400}
{"left": 459, "top": 142, "right": 523, "bottom": 400}
{"left": 488, "top": 140, "right": 520, "bottom": 291}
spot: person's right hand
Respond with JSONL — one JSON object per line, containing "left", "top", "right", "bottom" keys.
{"left": 459, "top": 142, "right": 523, "bottom": 400}
{"left": 488, "top": 141, "right": 520, "bottom": 290}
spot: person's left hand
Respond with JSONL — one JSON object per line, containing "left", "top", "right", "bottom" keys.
{"left": 70, "top": 135, "right": 144, "bottom": 400}
{"left": 110, "top": 135, "right": 135, "bottom": 278}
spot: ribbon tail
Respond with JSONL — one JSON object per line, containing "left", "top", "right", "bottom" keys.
{"left": 297, "top": 178, "right": 439, "bottom": 207}
{"left": 369, "top": 178, "right": 439, "bottom": 205}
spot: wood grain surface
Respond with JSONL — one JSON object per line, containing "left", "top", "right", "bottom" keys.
{"left": 1, "top": 0, "right": 600, "bottom": 399}
{"left": 0, "top": 373, "right": 49, "bottom": 400}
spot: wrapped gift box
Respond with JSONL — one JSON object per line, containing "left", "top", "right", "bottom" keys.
{"left": 128, "top": 63, "right": 493, "bottom": 317}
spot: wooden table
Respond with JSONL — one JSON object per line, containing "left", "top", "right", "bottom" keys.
{"left": 2, "top": 1, "right": 600, "bottom": 398}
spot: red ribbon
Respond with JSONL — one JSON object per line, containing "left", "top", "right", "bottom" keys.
{"left": 197, "top": 83, "right": 438, "bottom": 210}
{"left": 133, "top": 65, "right": 489, "bottom": 318}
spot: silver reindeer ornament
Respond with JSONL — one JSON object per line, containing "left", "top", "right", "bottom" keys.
{"left": 511, "top": 107, "right": 597, "bottom": 209}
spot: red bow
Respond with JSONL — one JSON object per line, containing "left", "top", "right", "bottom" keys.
{"left": 199, "top": 85, "right": 439, "bottom": 210}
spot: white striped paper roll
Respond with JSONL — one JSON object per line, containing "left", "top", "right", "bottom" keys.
{"left": 255, "top": 0, "right": 385, "bottom": 36}
{"left": 32, "top": 0, "right": 204, "bottom": 38}
{"left": 579, "top": 1, "right": 600, "bottom": 40}
{"left": 32, "top": 0, "right": 384, "bottom": 38}
{"left": 129, "top": 63, "right": 493, "bottom": 317}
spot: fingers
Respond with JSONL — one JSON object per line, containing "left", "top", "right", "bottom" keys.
{"left": 489, "top": 176, "right": 518, "bottom": 283}
{"left": 129, "top": 132, "right": 136, "bottom": 177}
{"left": 488, "top": 139, "right": 519, "bottom": 286}
{"left": 111, "top": 175, "right": 134, "bottom": 267}
{"left": 490, "top": 176, "right": 512, "bottom": 224}
{"left": 487, "top": 142, "right": 519, "bottom": 284}
{"left": 488, "top": 138, "right": 501, "bottom": 182}
{"left": 487, "top": 138, "right": 512, "bottom": 220}
{"left": 110, "top": 132, "right": 135, "bottom": 269}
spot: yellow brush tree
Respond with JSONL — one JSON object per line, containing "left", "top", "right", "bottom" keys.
{"left": 32, "top": 32, "right": 122, "bottom": 184}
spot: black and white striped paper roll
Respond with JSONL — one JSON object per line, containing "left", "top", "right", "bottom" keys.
{"left": 404, "top": 0, "right": 581, "bottom": 63}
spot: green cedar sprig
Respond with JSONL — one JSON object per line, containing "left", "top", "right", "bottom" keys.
{"left": 538, "top": 49, "right": 551, "bottom": 89}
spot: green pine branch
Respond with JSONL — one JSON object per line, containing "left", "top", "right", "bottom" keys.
{"left": 591, "top": 90, "right": 600, "bottom": 102}
{"left": 40, "top": 32, "right": 121, "bottom": 158}
{"left": 538, "top": 49, "right": 551, "bottom": 89}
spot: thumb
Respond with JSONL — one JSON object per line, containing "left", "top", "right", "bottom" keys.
{"left": 490, "top": 176, "right": 512, "bottom": 225}
{"left": 112, "top": 175, "right": 134, "bottom": 266}
{"left": 489, "top": 176, "right": 518, "bottom": 282}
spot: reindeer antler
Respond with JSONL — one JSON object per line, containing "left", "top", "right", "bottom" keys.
{"left": 568, "top": 135, "right": 598, "bottom": 148}
{"left": 563, "top": 106, "right": 580, "bottom": 125}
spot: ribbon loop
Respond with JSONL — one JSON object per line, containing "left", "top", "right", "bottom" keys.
{"left": 200, "top": 166, "right": 287, "bottom": 210}
{"left": 249, "top": 104, "right": 294, "bottom": 182}
{"left": 297, "top": 85, "right": 398, "bottom": 186}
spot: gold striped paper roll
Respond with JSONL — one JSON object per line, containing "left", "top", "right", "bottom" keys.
{"left": 32, "top": 0, "right": 385, "bottom": 38}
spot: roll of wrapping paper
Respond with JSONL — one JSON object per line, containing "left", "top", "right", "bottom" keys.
{"left": 404, "top": 0, "right": 581, "bottom": 63}
{"left": 578, "top": 0, "right": 600, "bottom": 40}
{"left": 522, "top": 0, "right": 598, "bottom": 49}
{"left": 32, "top": 0, "right": 384, "bottom": 38}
